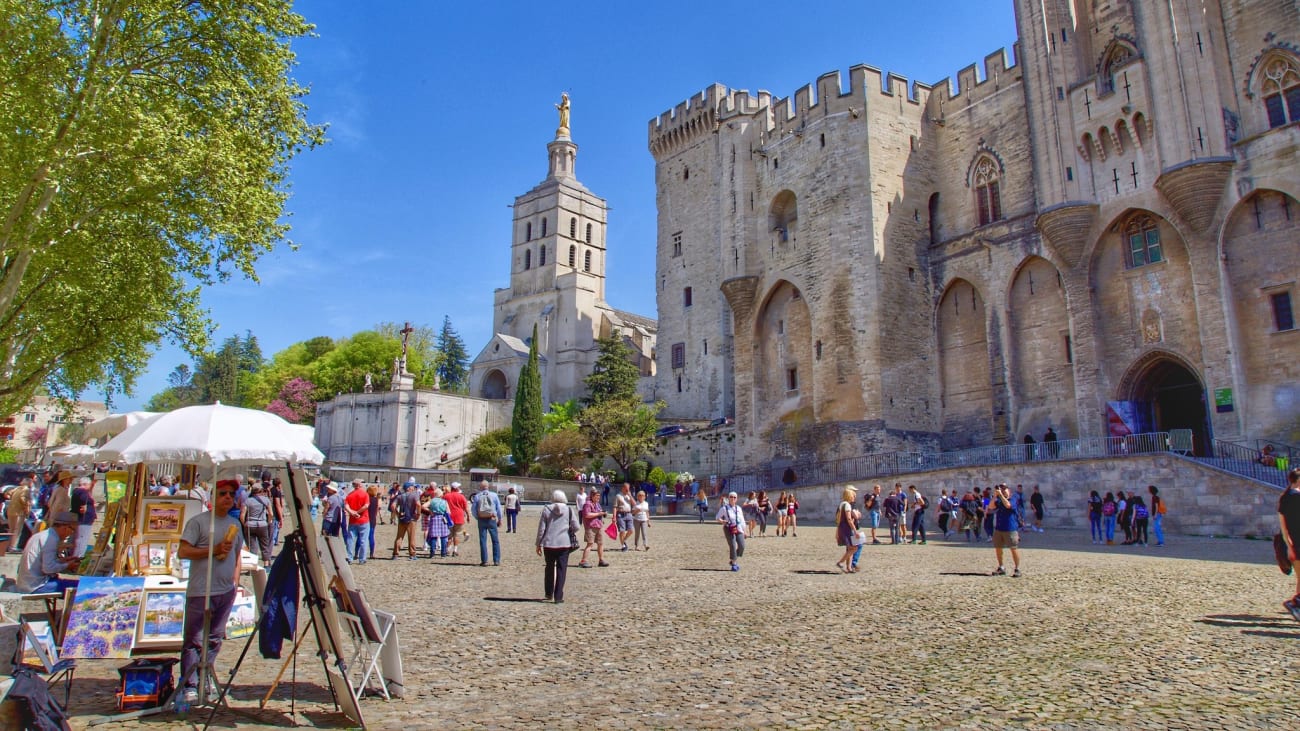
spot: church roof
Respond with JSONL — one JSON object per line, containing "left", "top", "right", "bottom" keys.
{"left": 469, "top": 332, "right": 547, "bottom": 367}
{"left": 609, "top": 308, "right": 658, "bottom": 333}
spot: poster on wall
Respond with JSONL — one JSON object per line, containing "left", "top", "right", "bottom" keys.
{"left": 1106, "top": 401, "right": 1150, "bottom": 437}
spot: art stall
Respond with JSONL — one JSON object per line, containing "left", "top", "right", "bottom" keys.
{"left": 4, "top": 404, "right": 399, "bottom": 729}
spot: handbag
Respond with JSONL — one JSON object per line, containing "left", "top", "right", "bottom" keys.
{"left": 852, "top": 530, "right": 867, "bottom": 546}
{"left": 604, "top": 521, "right": 618, "bottom": 540}
{"left": 568, "top": 507, "right": 580, "bottom": 550}
{"left": 728, "top": 523, "right": 743, "bottom": 535}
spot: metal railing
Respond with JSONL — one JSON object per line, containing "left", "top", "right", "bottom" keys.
{"left": 721, "top": 432, "right": 1174, "bottom": 493}
{"left": 1199, "top": 439, "right": 1289, "bottom": 488}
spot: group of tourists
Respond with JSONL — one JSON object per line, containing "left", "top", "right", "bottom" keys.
{"left": 1086, "top": 485, "right": 1165, "bottom": 546}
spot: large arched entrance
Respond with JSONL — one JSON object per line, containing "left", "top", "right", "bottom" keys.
{"left": 481, "top": 369, "right": 509, "bottom": 400}
{"left": 1118, "top": 356, "right": 1211, "bottom": 455}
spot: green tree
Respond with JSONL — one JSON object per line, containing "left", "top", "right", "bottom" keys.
{"left": 375, "top": 322, "right": 438, "bottom": 388}
{"left": 536, "top": 427, "right": 589, "bottom": 476}
{"left": 435, "top": 316, "right": 470, "bottom": 392}
{"left": 308, "top": 331, "right": 402, "bottom": 397}
{"left": 463, "top": 427, "right": 512, "bottom": 471}
{"left": 0, "top": 1, "right": 322, "bottom": 416}
{"left": 647, "top": 466, "right": 667, "bottom": 487}
{"left": 584, "top": 329, "right": 641, "bottom": 405}
{"left": 542, "top": 399, "right": 582, "bottom": 434}
{"left": 579, "top": 395, "right": 664, "bottom": 479}
{"left": 511, "top": 324, "right": 544, "bottom": 474}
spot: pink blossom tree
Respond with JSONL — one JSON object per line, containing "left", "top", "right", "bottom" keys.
{"left": 265, "top": 377, "right": 318, "bottom": 424}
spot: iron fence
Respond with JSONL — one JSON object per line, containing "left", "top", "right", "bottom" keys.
{"left": 1203, "top": 439, "right": 1288, "bottom": 488}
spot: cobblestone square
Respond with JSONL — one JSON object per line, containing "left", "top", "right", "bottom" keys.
{"left": 67, "top": 509, "right": 1298, "bottom": 730}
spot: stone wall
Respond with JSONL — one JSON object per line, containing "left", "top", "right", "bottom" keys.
{"left": 315, "top": 390, "right": 512, "bottom": 469}
{"left": 780, "top": 454, "right": 1285, "bottom": 538}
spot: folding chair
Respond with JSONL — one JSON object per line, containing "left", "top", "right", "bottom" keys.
{"left": 17, "top": 619, "right": 75, "bottom": 707}
{"left": 339, "top": 610, "right": 394, "bottom": 702}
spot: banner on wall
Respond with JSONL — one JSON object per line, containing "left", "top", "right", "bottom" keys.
{"left": 1106, "top": 401, "right": 1151, "bottom": 437}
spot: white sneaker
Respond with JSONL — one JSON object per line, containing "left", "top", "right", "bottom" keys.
{"left": 183, "top": 688, "right": 199, "bottom": 704}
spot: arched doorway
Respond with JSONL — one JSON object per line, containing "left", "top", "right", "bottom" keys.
{"left": 481, "top": 369, "right": 509, "bottom": 400}
{"left": 1119, "top": 356, "right": 1211, "bottom": 455}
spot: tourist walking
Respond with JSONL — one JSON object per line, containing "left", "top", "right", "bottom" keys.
{"left": 742, "top": 491, "right": 759, "bottom": 538}
{"left": 444, "top": 483, "right": 469, "bottom": 557}
{"left": 937, "top": 491, "right": 952, "bottom": 538}
{"left": 866, "top": 485, "right": 882, "bottom": 544}
{"left": 989, "top": 484, "right": 1022, "bottom": 577}
{"left": 756, "top": 491, "right": 772, "bottom": 537}
{"left": 632, "top": 490, "right": 651, "bottom": 550}
{"left": 1277, "top": 469, "right": 1300, "bottom": 622}
{"left": 344, "top": 479, "right": 371, "bottom": 564}
{"left": 785, "top": 491, "right": 799, "bottom": 537}
{"left": 908, "top": 485, "right": 927, "bottom": 544}
{"left": 1087, "top": 490, "right": 1104, "bottom": 544}
{"left": 423, "top": 486, "right": 451, "bottom": 557}
{"left": 392, "top": 481, "right": 422, "bottom": 560}
{"left": 695, "top": 488, "right": 709, "bottom": 523}
{"left": 717, "top": 491, "right": 746, "bottom": 571}
{"left": 537, "top": 490, "right": 580, "bottom": 604}
{"left": 960, "top": 491, "right": 982, "bottom": 542}
{"left": 321, "top": 482, "right": 344, "bottom": 538}
{"left": 775, "top": 492, "right": 789, "bottom": 537}
{"left": 1029, "top": 485, "right": 1045, "bottom": 532}
{"left": 835, "top": 486, "right": 859, "bottom": 573}
{"left": 503, "top": 486, "right": 521, "bottom": 533}
{"left": 883, "top": 488, "right": 903, "bottom": 544}
{"left": 579, "top": 486, "right": 609, "bottom": 568}
{"left": 242, "top": 483, "right": 274, "bottom": 566}
{"left": 614, "top": 483, "right": 634, "bottom": 551}
{"left": 1148, "top": 485, "right": 1166, "bottom": 546}
{"left": 471, "top": 482, "right": 503, "bottom": 566}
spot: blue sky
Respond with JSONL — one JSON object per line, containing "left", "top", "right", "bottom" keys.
{"left": 118, "top": 0, "right": 1019, "bottom": 410}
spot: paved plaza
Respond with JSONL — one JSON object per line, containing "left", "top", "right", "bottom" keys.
{"left": 66, "top": 508, "right": 1298, "bottom": 730}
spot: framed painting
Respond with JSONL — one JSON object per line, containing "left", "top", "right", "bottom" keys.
{"left": 60, "top": 576, "right": 146, "bottom": 659}
{"left": 134, "top": 588, "right": 186, "bottom": 650}
{"left": 142, "top": 502, "right": 185, "bottom": 538}
{"left": 135, "top": 541, "right": 172, "bottom": 576}
{"left": 19, "top": 619, "right": 58, "bottom": 669}
{"left": 225, "top": 590, "right": 256, "bottom": 640}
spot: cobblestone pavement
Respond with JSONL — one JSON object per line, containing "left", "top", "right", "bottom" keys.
{"left": 68, "top": 509, "right": 1299, "bottom": 730}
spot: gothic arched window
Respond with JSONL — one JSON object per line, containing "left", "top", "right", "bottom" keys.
{"left": 539, "top": 245, "right": 546, "bottom": 266}
{"left": 1125, "top": 215, "right": 1163, "bottom": 268}
{"left": 525, "top": 222, "right": 532, "bottom": 241}
{"left": 524, "top": 249, "right": 532, "bottom": 270}
{"left": 1261, "top": 54, "right": 1300, "bottom": 129}
{"left": 584, "top": 250, "right": 592, "bottom": 272}
{"left": 569, "top": 217, "right": 577, "bottom": 238}
{"left": 568, "top": 245, "right": 576, "bottom": 267}
{"left": 973, "top": 157, "right": 1002, "bottom": 226}
{"left": 585, "top": 223, "right": 593, "bottom": 243}
{"left": 541, "top": 218, "right": 548, "bottom": 237}
{"left": 1100, "top": 43, "right": 1135, "bottom": 95}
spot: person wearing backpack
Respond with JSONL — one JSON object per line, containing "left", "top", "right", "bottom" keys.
{"left": 1148, "top": 485, "right": 1166, "bottom": 547}
{"left": 1101, "top": 492, "right": 1118, "bottom": 544}
{"left": 1130, "top": 496, "right": 1150, "bottom": 546}
{"left": 471, "top": 482, "right": 503, "bottom": 566}
{"left": 392, "top": 481, "right": 422, "bottom": 560}
{"left": 1087, "top": 490, "right": 1104, "bottom": 544}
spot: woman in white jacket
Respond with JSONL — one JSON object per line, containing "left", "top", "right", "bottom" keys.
{"left": 536, "top": 490, "right": 581, "bottom": 603}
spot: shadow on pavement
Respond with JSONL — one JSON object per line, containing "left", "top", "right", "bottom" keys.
{"left": 483, "top": 596, "right": 550, "bottom": 602}
{"left": 679, "top": 568, "right": 734, "bottom": 572}
{"left": 938, "top": 571, "right": 993, "bottom": 577}
{"left": 791, "top": 570, "right": 841, "bottom": 575}
{"left": 1196, "top": 613, "right": 1296, "bottom": 630}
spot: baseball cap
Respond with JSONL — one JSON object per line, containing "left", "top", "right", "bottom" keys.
{"left": 52, "top": 511, "right": 79, "bottom": 526}
{"left": 450, "top": 481, "right": 461, "bottom": 489}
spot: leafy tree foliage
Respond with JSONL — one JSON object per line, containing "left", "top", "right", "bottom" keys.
{"left": 543, "top": 399, "right": 582, "bottom": 434}
{"left": 374, "top": 322, "right": 438, "bottom": 388}
{"left": 511, "top": 324, "right": 543, "bottom": 474}
{"left": 0, "top": 0, "right": 322, "bottom": 416}
{"left": 579, "top": 395, "right": 664, "bottom": 478}
{"left": 146, "top": 332, "right": 263, "bottom": 409}
{"left": 584, "top": 329, "right": 641, "bottom": 405}
{"left": 463, "top": 427, "right": 512, "bottom": 471}
{"left": 265, "top": 377, "right": 317, "bottom": 424}
{"left": 435, "top": 316, "right": 469, "bottom": 393}
{"left": 647, "top": 466, "right": 667, "bottom": 486}
{"left": 25, "top": 427, "right": 47, "bottom": 449}
{"left": 536, "top": 427, "right": 589, "bottom": 476}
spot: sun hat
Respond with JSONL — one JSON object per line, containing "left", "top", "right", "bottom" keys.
{"left": 52, "top": 511, "right": 79, "bottom": 526}
{"left": 56, "top": 470, "right": 75, "bottom": 483}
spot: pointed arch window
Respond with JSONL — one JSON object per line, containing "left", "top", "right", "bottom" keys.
{"left": 524, "top": 249, "right": 532, "bottom": 270}
{"left": 539, "top": 245, "right": 547, "bottom": 266}
{"left": 973, "top": 157, "right": 1002, "bottom": 226}
{"left": 569, "top": 217, "right": 577, "bottom": 238}
{"left": 586, "top": 223, "right": 593, "bottom": 243}
{"left": 1100, "top": 43, "right": 1135, "bottom": 96}
{"left": 525, "top": 222, "right": 532, "bottom": 241}
{"left": 1261, "top": 55, "right": 1300, "bottom": 129}
{"left": 541, "top": 218, "right": 548, "bottom": 237}
{"left": 568, "top": 245, "right": 576, "bottom": 267}
{"left": 584, "top": 250, "right": 592, "bottom": 272}
{"left": 1125, "top": 215, "right": 1163, "bottom": 268}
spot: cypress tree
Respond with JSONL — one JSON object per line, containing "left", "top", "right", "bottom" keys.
{"left": 511, "top": 324, "right": 544, "bottom": 473}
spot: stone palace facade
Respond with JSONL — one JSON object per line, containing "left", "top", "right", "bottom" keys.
{"left": 651, "top": 0, "right": 1299, "bottom": 468}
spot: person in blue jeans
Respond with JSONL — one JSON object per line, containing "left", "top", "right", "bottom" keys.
{"left": 471, "top": 483, "right": 503, "bottom": 566}
{"left": 343, "top": 480, "right": 371, "bottom": 564}
{"left": 1148, "top": 485, "right": 1165, "bottom": 546}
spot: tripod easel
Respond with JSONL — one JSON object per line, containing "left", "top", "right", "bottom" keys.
{"left": 201, "top": 465, "right": 364, "bottom": 730}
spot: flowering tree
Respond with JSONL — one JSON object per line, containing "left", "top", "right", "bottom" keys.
{"left": 265, "top": 377, "right": 317, "bottom": 424}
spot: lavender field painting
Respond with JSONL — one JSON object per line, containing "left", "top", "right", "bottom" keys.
{"left": 61, "top": 577, "right": 147, "bottom": 658}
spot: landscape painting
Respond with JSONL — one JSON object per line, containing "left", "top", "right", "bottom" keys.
{"left": 61, "top": 576, "right": 146, "bottom": 658}
{"left": 135, "top": 588, "right": 186, "bottom": 649}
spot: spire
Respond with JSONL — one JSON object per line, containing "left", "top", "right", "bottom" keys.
{"left": 548, "top": 92, "right": 577, "bottom": 180}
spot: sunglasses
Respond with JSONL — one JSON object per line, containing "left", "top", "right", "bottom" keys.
{"left": 216, "top": 490, "right": 235, "bottom": 496}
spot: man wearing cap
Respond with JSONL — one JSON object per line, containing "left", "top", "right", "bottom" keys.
{"left": 444, "top": 483, "right": 469, "bottom": 557}
{"left": 321, "top": 482, "right": 344, "bottom": 538}
{"left": 392, "top": 480, "right": 422, "bottom": 560}
{"left": 16, "top": 511, "right": 81, "bottom": 594}
{"left": 176, "top": 479, "right": 244, "bottom": 704}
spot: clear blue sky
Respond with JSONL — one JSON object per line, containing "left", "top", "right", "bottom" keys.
{"left": 118, "top": 0, "right": 1019, "bottom": 410}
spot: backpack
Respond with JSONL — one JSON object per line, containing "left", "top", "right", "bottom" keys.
{"left": 1134, "top": 504, "right": 1149, "bottom": 520}
{"left": 476, "top": 494, "right": 497, "bottom": 519}
{"left": 1156, "top": 498, "right": 1167, "bottom": 515}
{"left": 1102, "top": 501, "right": 1116, "bottom": 516}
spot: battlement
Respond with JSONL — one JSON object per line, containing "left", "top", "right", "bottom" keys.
{"left": 930, "top": 44, "right": 1022, "bottom": 111}
{"left": 648, "top": 84, "right": 769, "bottom": 158}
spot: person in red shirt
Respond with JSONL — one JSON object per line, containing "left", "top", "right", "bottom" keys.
{"left": 344, "top": 479, "right": 371, "bottom": 564}
{"left": 443, "top": 483, "right": 470, "bottom": 558}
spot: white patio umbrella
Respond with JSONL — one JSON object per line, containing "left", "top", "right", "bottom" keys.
{"left": 83, "top": 411, "right": 161, "bottom": 441}
{"left": 95, "top": 403, "right": 324, "bottom": 467}
{"left": 45, "top": 443, "right": 98, "bottom": 463}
